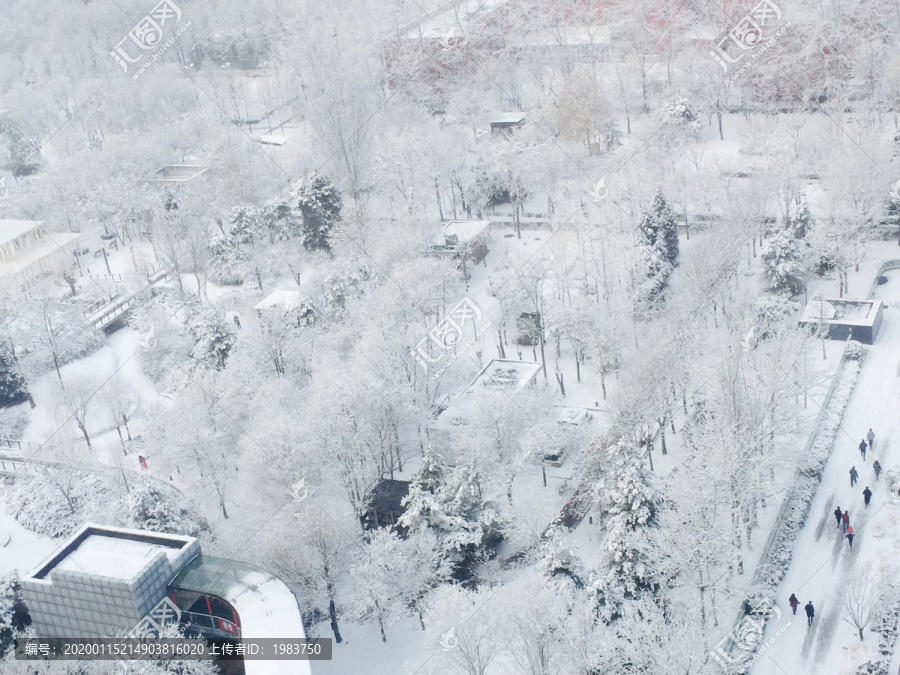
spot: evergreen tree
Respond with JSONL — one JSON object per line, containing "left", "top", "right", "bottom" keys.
{"left": 789, "top": 196, "right": 813, "bottom": 238}
{"left": 296, "top": 173, "right": 342, "bottom": 252}
{"left": 636, "top": 189, "right": 679, "bottom": 307}
{"left": 399, "top": 448, "right": 503, "bottom": 579}
{"left": 120, "top": 480, "right": 204, "bottom": 537}
{"left": 538, "top": 526, "right": 585, "bottom": 588}
{"left": 188, "top": 305, "right": 236, "bottom": 370}
{"left": 261, "top": 199, "right": 299, "bottom": 242}
{"left": 589, "top": 442, "right": 660, "bottom": 619}
{"left": 230, "top": 205, "right": 262, "bottom": 246}
{"left": 208, "top": 234, "right": 248, "bottom": 285}
{"left": 762, "top": 231, "right": 805, "bottom": 295}
{"left": 0, "top": 347, "right": 26, "bottom": 407}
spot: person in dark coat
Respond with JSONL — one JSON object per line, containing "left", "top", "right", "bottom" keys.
{"left": 859, "top": 439, "right": 867, "bottom": 460}
{"left": 850, "top": 466, "right": 859, "bottom": 487}
{"left": 863, "top": 486, "right": 872, "bottom": 508}
{"left": 788, "top": 594, "right": 800, "bottom": 615}
{"left": 842, "top": 510, "right": 850, "bottom": 533}
{"left": 805, "top": 601, "right": 815, "bottom": 626}
{"left": 874, "top": 460, "right": 882, "bottom": 481}
{"left": 834, "top": 506, "right": 843, "bottom": 527}
{"left": 233, "top": 315, "right": 241, "bottom": 329}
{"left": 846, "top": 525, "right": 854, "bottom": 549}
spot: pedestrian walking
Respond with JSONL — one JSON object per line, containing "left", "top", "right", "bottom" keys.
{"left": 859, "top": 439, "right": 868, "bottom": 460}
{"left": 850, "top": 466, "right": 859, "bottom": 487}
{"left": 846, "top": 525, "right": 854, "bottom": 549}
{"left": 233, "top": 315, "right": 241, "bottom": 329}
{"left": 466, "top": 204, "right": 472, "bottom": 219}
{"left": 805, "top": 601, "right": 815, "bottom": 626}
{"left": 789, "top": 594, "right": 800, "bottom": 615}
{"left": 842, "top": 510, "right": 850, "bottom": 533}
{"left": 863, "top": 486, "right": 872, "bottom": 508}
{"left": 834, "top": 506, "right": 843, "bottom": 527}
{"left": 867, "top": 428, "right": 875, "bottom": 450}
{"left": 874, "top": 460, "right": 882, "bottom": 481}
{"left": 138, "top": 455, "right": 148, "bottom": 470}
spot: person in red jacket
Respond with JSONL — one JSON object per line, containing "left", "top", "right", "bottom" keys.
{"left": 788, "top": 594, "right": 800, "bottom": 615}
{"left": 846, "top": 525, "right": 855, "bottom": 549}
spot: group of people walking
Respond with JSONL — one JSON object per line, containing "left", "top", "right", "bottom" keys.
{"left": 784, "top": 431, "right": 886, "bottom": 631}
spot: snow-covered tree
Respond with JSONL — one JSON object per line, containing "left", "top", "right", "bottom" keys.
{"left": 789, "top": 196, "right": 813, "bottom": 238}
{"left": 425, "top": 585, "right": 504, "bottom": 675}
{"left": 635, "top": 189, "right": 679, "bottom": 307}
{"left": 762, "top": 231, "right": 805, "bottom": 295}
{"left": 537, "top": 526, "right": 585, "bottom": 588}
{"left": 188, "top": 305, "right": 236, "bottom": 370}
{"left": 208, "top": 234, "right": 248, "bottom": 286}
{"left": 296, "top": 173, "right": 342, "bottom": 252}
{"left": 661, "top": 98, "right": 698, "bottom": 126}
{"left": 119, "top": 480, "right": 204, "bottom": 537}
{"left": 590, "top": 442, "right": 660, "bottom": 618}
{"left": 0, "top": 347, "right": 26, "bottom": 407}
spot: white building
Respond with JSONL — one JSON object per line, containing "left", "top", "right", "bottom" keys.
{"left": 0, "top": 220, "right": 81, "bottom": 290}
{"left": 145, "top": 164, "right": 210, "bottom": 184}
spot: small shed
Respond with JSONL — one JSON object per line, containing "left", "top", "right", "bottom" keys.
{"left": 361, "top": 479, "right": 411, "bottom": 533}
{"left": 427, "top": 220, "right": 490, "bottom": 262}
{"left": 798, "top": 298, "right": 883, "bottom": 344}
{"left": 489, "top": 112, "right": 526, "bottom": 136}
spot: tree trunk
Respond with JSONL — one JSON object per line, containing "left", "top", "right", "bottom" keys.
{"left": 328, "top": 591, "right": 343, "bottom": 643}
{"left": 555, "top": 370, "right": 565, "bottom": 397}
{"left": 220, "top": 496, "right": 228, "bottom": 519}
{"left": 78, "top": 423, "right": 92, "bottom": 449}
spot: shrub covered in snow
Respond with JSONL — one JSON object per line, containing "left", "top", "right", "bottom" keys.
{"left": 852, "top": 584, "right": 900, "bottom": 675}
{"left": 120, "top": 479, "right": 205, "bottom": 537}
{"left": 4, "top": 471, "right": 113, "bottom": 539}
{"left": 662, "top": 98, "right": 698, "bottom": 126}
{"left": 208, "top": 234, "right": 248, "bottom": 286}
{"left": 845, "top": 340, "right": 866, "bottom": 361}
{"left": 538, "top": 527, "right": 585, "bottom": 588}
{"left": 755, "top": 296, "right": 798, "bottom": 328}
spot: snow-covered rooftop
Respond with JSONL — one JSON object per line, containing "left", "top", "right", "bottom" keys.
{"left": 799, "top": 298, "right": 882, "bottom": 327}
{"left": 257, "top": 133, "right": 287, "bottom": 146}
{"left": 0, "top": 231, "right": 81, "bottom": 276}
{"left": 146, "top": 165, "right": 210, "bottom": 183}
{"left": 170, "top": 555, "right": 311, "bottom": 675}
{"left": 0, "top": 219, "right": 41, "bottom": 247}
{"left": 466, "top": 358, "right": 542, "bottom": 393}
{"left": 391, "top": 0, "right": 511, "bottom": 40}
{"left": 26, "top": 524, "right": 197, "bottom": 583}
{"left": 254, "top": 289, "right": 307, "bottom": 311}
{"left": 489, "top": 112, "right": 526, "bottom": 125}
{"left": 430, "top": 220, "right": 491, "bottom": 248}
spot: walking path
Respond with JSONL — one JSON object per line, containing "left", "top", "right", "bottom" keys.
{"left": 750, "top": 268, "right": 900, "bottom": 674}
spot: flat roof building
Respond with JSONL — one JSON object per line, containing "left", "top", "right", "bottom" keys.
{"left": 798, "top": 297, "right": 883, "bottom": 344}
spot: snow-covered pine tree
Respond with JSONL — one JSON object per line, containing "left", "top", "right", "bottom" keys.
{"left": 589, "top": 442, "right": 660, "bottom": 619}
{"left": 662, "top": 98, "right": 697, "bottom": 125}
{"left": 188, "top": 304, "right": 236, "bottom": 370}
{"left": 208, "top": 234, "right": 248, "bottom": 285}
{"left": 296, "top": 173, "right": 342, "bottom": 252}
{"left": 538, "top": 526, "right": 585, "bottom": 588}
{"left": 399, "top": 448, "right": 503, "bottom": 580}
{"left": 230, "top": 205, "right": 262, "bottom": 246}
{"left": 0, "top": 346, "right": 26, "bottom": 407}
{"left": 762, "top": 231, "right": 805, "bottom": 295}
{"left": 260, "top": 199, "right": 298, "bottom": 242}
{"left": 636, "top": 189, "right": 679, "bottom": 307}
{"left": 789, "top": 196, "right": 812, "bottom": 238}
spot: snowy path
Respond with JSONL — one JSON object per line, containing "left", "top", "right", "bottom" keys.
{"left": 750, "top": 269, "right": 900, "bottom": 675}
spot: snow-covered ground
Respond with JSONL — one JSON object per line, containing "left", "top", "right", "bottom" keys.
{"left": 750, "top": 267, "right": 900, "bottom": 674}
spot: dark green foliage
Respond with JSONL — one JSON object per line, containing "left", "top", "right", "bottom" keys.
{"left": 0, "top": 348, "right": 26, "bottom": 408}
{"left": 296, "top": 174, "right": 342, "bottom": 252}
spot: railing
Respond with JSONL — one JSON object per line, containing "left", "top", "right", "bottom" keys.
{"left": 180, "top": 611, "right": 241, "bottom": 637}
